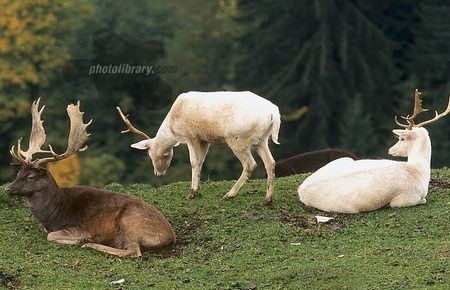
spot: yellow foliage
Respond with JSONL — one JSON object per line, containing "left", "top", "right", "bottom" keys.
{"left": 0, "top": 0, "right": 92, "bottom": 90}
{"left": 219, "top": 0, "right": 238, "bottom": 17}
{"left": 0, "top": 96, "right": 29, "bottom": 121}
{"left": 48, "top": 154, "right": 81, "bottom": 187}
{"left": 282, "top": 106, "right": 309, "bottom": 122}
{"left": 0, "top": 38, "right": 9, "bottom": 52}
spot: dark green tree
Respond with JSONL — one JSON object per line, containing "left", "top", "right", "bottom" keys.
{"left": 59, "top": 0, "right": 178, "bottom": 185}
{"left": 235, "top": 0, "right": 402, "bottom": 158}
{"left": 410, "top": 1, "right": 450, "bottom": 167}
{"left": 339, "top": 93, "right": 379, "bottom": 157}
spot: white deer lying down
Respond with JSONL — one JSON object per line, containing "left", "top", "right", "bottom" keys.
{"left": 118, "top": 91, "right": 281, "bottom": 204}
{"left": 298, "top": 89, "right": 450, "bottom": 213}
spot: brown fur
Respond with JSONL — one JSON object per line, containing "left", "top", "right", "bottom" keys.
{"left": 5, "top": 166, "right": 176, "bottom": 257}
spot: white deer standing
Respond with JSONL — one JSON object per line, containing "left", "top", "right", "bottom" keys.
{"left": 118, "top": 91, "right": 280, "bottom": 204}
{"left": 298, "top": 89, "right": 450, "bottom": 213}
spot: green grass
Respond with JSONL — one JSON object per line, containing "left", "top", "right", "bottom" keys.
{"left": 0, "top": 170, "right": 449, "bottom": 290}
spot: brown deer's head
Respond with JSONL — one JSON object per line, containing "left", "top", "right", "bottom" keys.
{"left": 5, "top": 98, "right": 92, "bottom": 196}
{"left": 6, "top": 166, "right": 54, "bottom": 196}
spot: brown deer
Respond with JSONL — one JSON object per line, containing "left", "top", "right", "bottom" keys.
{"left": 5, "top": 99, "right": 176, "bottom": 257}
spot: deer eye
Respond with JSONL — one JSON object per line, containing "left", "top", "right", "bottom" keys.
{"left": 26, "top": 175, "right": 37, "bottom": 180}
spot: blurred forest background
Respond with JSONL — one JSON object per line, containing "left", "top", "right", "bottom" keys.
{"left": 1, "top": 0, "right": 450, "bottom": 187}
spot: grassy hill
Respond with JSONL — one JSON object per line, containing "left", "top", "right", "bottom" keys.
{"left": 0, "top": 170, "right": 449, "bottom": 289}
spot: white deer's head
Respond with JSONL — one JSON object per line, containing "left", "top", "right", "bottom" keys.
{"left": 116, "top": 107, "right": 173, "bottom": 176}
{"left": 389, "top": 127, "right": 429, "bottom": 157}
{"left": 390, "top": 89, "right": 450, "bottom": 157}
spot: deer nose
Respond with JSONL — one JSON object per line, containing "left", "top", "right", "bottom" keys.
{"left": 4, "top": 184, "right": 12, "bottom": 195}
{"left": 388, "top": 148, "right": 395, "bottom": 155}
{"left": 154, "top": 170, "right": 166, "bottom": 176}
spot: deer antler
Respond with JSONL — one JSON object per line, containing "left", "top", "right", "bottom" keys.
{"left": 395, "top": 89, "right": 429, "bottom": 129}
{"left": 35, "top": 101, "right": 92, "bottom": 166}
{"left": 10, "top": 99, "right": 92, "bottom": 167}
{"left": 19, "top": 98, "right": 47, "bottom": 161}
{"left": 10, "top": 98, "right": 56, "bottom": 165}
{"left": 395, "top": 89, "right": 450, "bottom": 129}
{"left": 414, "top": 95, "right": 450, "bottom": 127}
{"left": 10, "top": 138, "right": 26, "bottom": 164}
{"left": 116, "top": 107, "right": 150, "bottom": 139}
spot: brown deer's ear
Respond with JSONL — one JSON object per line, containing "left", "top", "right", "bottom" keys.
{"left": 10, "top": 163, "right": 23, "bottom": 172}
{"left": 38, "top": 168, "right": 49, "bottom": 177}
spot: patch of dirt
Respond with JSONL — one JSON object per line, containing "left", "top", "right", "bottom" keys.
{"left": 429, "top": 178, "right": 450, "bottom": 189}
{"left": 280, "top": 213, "right": 344, "bottom": 231}
{"left": 0, "top": 271, "right": 20, "bottom": 290}
{"left": 241, "top": 211, "right": 263, "bottom": 221}
{"left": 147, "top": 219, "right": 202, "bottom": 259}
{"left": 322, "top": 220, "right": 343, "bottom": 231}
{"left": 280, "top": 214, "right": 312, "bottom": 228}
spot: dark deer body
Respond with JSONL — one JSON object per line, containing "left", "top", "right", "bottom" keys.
{"left": 275, "top": 149, "right": 357, "bottom": 177}
{"left": 6, "top": 99, "right": 175, "bottom": 257}
{"left": 6, "top": 166, "right": 175, "bottom": 257}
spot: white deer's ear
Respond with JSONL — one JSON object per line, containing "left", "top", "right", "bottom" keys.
{"left": 392, "top": 129, "right": 404, "bottom": 136}
{"left": 393, "top": 129, "right": 413, "bottom": 136}
{"left": 131, "top": 139, "right": 152, "bottom": 150}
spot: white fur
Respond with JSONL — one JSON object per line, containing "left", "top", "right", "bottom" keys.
{"left": 132, "top": 91, "right": 281, "bottom": 203}
{"left": 298, "top": 127, "right": 431, "bottom": 213}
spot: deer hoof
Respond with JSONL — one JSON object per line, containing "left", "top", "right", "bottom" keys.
{"left": 185, "top": 190, "right": 197, "bottom": 200}
{"left": 222, "top": 192, "right": 236, "bottom": 200}
{"left": 82, "top": 243, "right": 98, "bottom": 250}
{"left": 263, "top": 198, "right": 273, "bottom": 205}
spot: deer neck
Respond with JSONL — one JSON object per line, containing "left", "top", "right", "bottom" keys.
{"left": 155, "top": 121, "right": 178, "bottom": 150}
{"left": 26, "top": 175, "right": 63, "bottom": 229}
{"left": 407, "top": 137, "right": 431, "bottom": 181}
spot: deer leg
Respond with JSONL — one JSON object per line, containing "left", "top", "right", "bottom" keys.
{"left": 186, "top": 140, "right": 210, "bottom": 199}
{"left": 389, "top": 194, "right": 427, "bottom": 208}
{"left": 256, "top": 140, "right": 275, "bottom": 205}
{"left": 120, "top": 211, "right": 176, "bottom": 251}
{"left": 82, "top": 242, "right": 142, "bottom": 257}
{"left": 222, "top": 147, "right": 256, "bottom": 200}
{"left": 47, "top": 228, "right": 87, "bottom": 245}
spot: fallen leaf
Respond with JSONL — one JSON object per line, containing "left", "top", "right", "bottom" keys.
{"left": 315, "top": 215, "right": 334, "bottom": 223}
{"left": 111, "top": 278, "right": 125, "bottom": 285}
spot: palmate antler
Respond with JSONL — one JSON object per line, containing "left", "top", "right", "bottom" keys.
{"left": 116, "top": 107, "right": 150, "bottom": 139}
{"left": 10, "top": 99, "right": 92, "bottom": 167}
{"left": 395, "top": 89, "right": 450, "bottom": 129}
{"left": 10, "top": 98, "right": 51, "bottom": 164}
